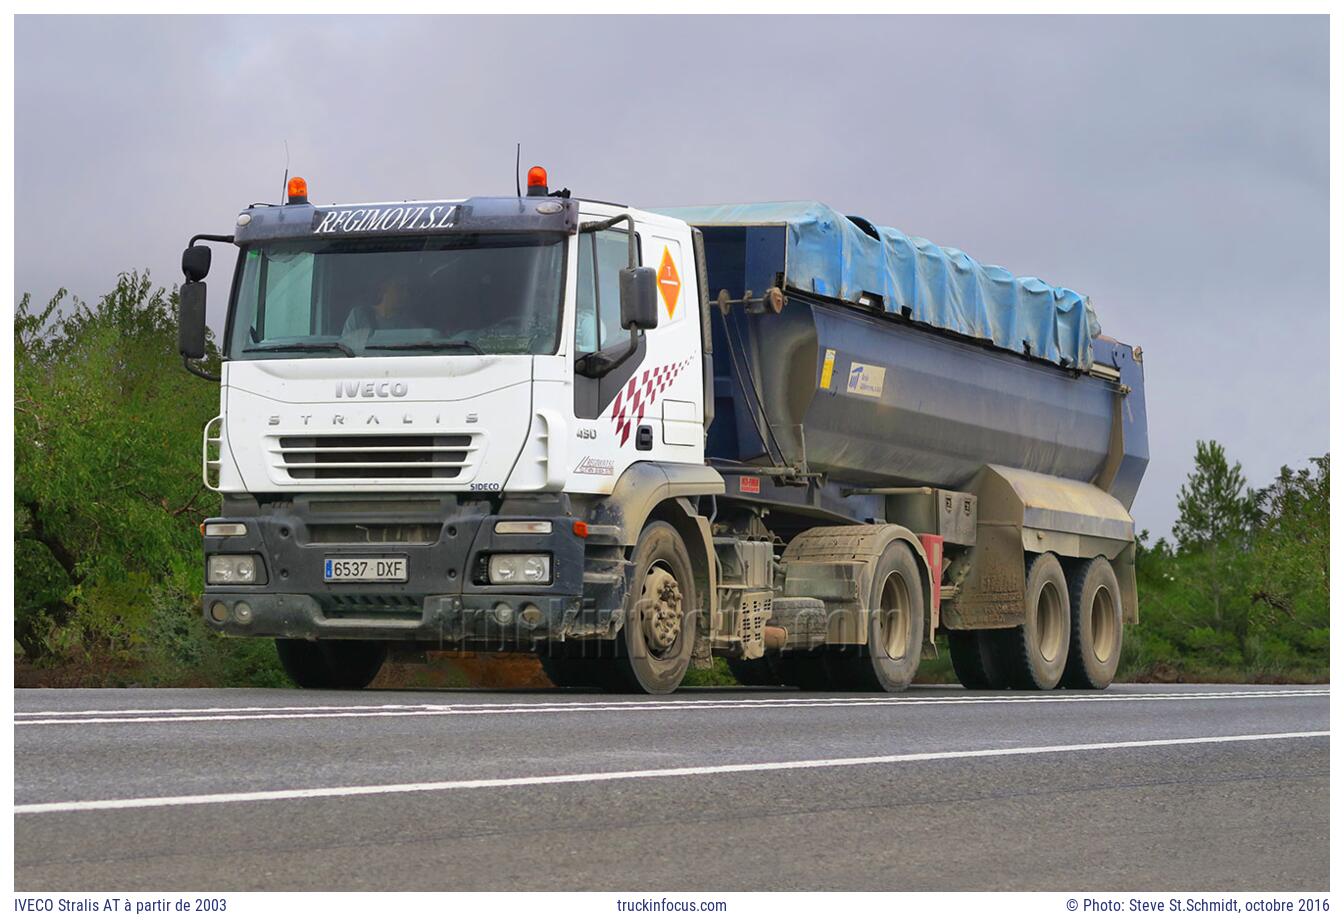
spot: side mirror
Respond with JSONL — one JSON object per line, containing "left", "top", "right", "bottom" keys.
{"left": 619, "top": 266, "right": 658, "bottom": 331}
{"left": 182, "top": 245, "right": 212, "bottom": 283}
{"left": 179, "top": 281, "right": 208, "bottom": 359}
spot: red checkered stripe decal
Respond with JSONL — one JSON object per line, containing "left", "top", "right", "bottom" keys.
{"left": 611, "top": 357, "right": 695, "bottom": 447}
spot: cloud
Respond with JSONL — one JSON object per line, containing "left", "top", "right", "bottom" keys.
{"left": 14, "top": 14, "right": 1328, "bottom": 537}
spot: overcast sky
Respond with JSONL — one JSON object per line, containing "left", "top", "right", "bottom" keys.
{"left": 14, "top": 15, "right": 1329, "bottom": 538}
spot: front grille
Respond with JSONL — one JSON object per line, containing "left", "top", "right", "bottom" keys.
{"left": 271, "top": 433, "right": 477, "bottom": 482}
{"left": 320, "top": 593, "right": 423, "bottom": 619}
{"left": 306, "top": 522, "right": 439, "bottom": 545}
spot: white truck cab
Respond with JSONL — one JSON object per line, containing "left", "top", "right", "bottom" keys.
{"left": 183, "top": 173, "right": 727, "bottom": 694}
{"left": 209, "top": 193, "right": 708, "bottom": 498}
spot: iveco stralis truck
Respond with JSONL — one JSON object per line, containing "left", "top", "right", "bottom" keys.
{"left": 178, "top": 168, "right": 1148, "bottom": 694}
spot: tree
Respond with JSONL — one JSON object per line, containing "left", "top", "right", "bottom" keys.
{"left": 14, "top": 272, "right": 220, "bottom": 661}
{"left": 1173, "top": 440, "right": 1256, "bottom": 550}
{"left": 1249, "top": 456, "right": 1329, "bottom": 647}
{"left": 1172, "top": 440, "right": 1256, "bottom": 628}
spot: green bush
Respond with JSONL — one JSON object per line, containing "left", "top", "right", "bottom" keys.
{"left": 1120, "top": 446, "right": 1328, "bottom": 683}
{"left": 15, "top": 272, "right": 287, "bottom": 686}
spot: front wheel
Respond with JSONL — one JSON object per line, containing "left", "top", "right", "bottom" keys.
{"left": 275, "top": 639, "right": 387, "bottom": 689}
{"left": 609, "top": 521, "right": 699, "bottom": 694}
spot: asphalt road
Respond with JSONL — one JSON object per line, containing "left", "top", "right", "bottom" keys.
{"left": 14, "top": 683, "right": 1329, "bottom": 891}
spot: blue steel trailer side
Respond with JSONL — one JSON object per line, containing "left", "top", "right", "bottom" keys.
{"left": 693, "top": 218, "right": 1148, "bottom": 510}
{"left": 684, "top": 204, "right": 1147, "bottom": 694}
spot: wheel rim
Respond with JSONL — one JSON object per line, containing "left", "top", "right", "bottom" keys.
{"left": 1089, "top": 584, "right": 1118, "bottom": 663}
{"left": 876, "top": 570, "right": 912, "bottom": 660}
{"left": 1035, "top": 580, "right": 1065, "bottom": 663}
{"left": 639, "top": 563, "right": 684, "bottom": 660}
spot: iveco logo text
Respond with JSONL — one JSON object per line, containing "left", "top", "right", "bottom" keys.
{"left": 336, "top": 381, "right": 409, "bottom": 398}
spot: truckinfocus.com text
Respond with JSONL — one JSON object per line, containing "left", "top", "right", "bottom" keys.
{"left": 615, "top": 897, "right": 729, "bottom": 912}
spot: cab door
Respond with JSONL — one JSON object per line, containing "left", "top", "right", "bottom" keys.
{"left": 565, "top": 217, "right": 704, "bottom": 494}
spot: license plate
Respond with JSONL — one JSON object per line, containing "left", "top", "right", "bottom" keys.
{"left": 324, "top": 557, "right": 408, "bottom": 583}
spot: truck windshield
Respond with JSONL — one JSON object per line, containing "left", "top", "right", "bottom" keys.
{"left": 226, "top": 233, "right": 566, "bottom": 359}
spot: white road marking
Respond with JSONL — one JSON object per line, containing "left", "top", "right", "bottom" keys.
{"left": 14, "top": 688, "right": 1328, "bottom": 726}
{"left": 14, "top": 730, "right": 1327, "bottom": 815}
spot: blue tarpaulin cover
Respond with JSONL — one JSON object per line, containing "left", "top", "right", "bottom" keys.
{"left": 655, "top": 201, "right": 1101, "bottom": 369}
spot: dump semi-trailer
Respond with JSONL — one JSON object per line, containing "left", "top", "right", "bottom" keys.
{"left": 178, "top": 169, "right": 1148, "bottom": 694}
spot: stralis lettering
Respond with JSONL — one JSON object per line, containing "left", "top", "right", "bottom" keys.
{"left": 336, "top": 381, "right": 409, "bottom": 398}
{"left": 313, "top": 204, "right": 458, "bottom": 235}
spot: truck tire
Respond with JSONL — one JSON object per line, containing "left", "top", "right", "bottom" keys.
{"left": 275, "top": 638, "right": 387, "bottom": 690}
{"left": 609, "top": 521, "right": 698, "bottom": 694}
{"left": 999, "top": 553, "right": 1071, "bottom": 690}
{"left": 826, "top": 541, "right": 926, "bottom": 692}
{"left": 948, "top": 629, "right": 1009, "bottom": 690}
{"left": 1060, "top": 557, "right": 1124, "bottom": 690}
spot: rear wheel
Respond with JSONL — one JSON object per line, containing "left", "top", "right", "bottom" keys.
{"left": 826, "top": 542, "right": 925, "bottom": 692}
{"left": 275, "top": 639, "right": 387, "bottom": 689}
{"left": 948, "top": 629, "right": 1010, "bottom": 690}
{"left": 1060, "top": 557, "right": 1124, "bottom": 689}
{"left": 999, "top": 553, "right": 1071, "bottom": 690}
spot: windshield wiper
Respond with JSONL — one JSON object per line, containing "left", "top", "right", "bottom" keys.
{"left": 244, "top": 341, "right": 356, "bottom": 357}
{"left": 364, "top": 339, "right": 485, "bottom": 354}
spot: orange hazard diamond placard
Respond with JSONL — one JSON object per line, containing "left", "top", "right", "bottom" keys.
{"left": 657, "top": 247, "right": 681, "bottom": 317}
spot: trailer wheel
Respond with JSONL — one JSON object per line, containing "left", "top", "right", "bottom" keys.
{"left": 608, "top": 521, "right": 698, "bottom": 694}
{"left": 1060, "top": 557, "right": 1124, "bottom": 690}
{"left": 827, "top": 541, "right": 926, "bottom": 692}
{"left": 948, "top": 629, "right": 1010, "bottom": 690}
{"left": 1000, "top": 553, "right": 1071, "bottom": 690}
{"left": 275, "top": 639, "right": 386, "bottom": 690}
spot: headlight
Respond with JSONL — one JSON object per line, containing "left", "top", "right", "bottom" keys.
{"left": 488, "top": 554, "right": 551, "bottom": 585}
{"left": 204, "top": 522, "right": 248, "bottom": 537}
{"left": 207, "top": 554, "right": 261, "bottom": 585}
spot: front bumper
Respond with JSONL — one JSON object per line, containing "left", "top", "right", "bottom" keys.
{"left": 205, "top": 591, "right": 582, "bottom": 644}
{"left": 201, "top": 493, "right": 594, "bottom": 646}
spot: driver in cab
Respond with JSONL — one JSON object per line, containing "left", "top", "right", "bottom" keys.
{"left": 341, "top": 278, "right": 415, "bottom": 335}
{"left": 341, "top": 270, "right": 553, "bottom": 354}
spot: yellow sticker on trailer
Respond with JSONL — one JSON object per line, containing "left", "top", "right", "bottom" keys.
{"left": 820, "top": 348, "right": 837, "bottom": 389}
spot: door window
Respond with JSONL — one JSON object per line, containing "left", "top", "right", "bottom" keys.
{"left": 575, "top": 229, "right": 637, "bottom": 355}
